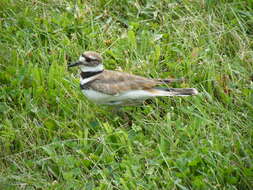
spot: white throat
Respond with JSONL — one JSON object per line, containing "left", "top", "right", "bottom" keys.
{"left": 80, "top": 64, "right": 104, "bottom": 72}
{"left": 79, "top": 64, "right": 104, "bottom": 85}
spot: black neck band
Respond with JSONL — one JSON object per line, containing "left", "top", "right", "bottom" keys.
{"left": 80, "top": 70, "right": 104, "bottom": 79}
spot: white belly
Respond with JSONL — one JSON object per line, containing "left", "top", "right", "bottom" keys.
{"left": 82, "top": 89, "right": 156, "bottom": 105}
{"left": 82, "top": 89, "right": 113, "bottom": 104}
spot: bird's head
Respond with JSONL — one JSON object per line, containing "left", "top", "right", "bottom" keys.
{"left": 68, "top": 51, "right": 104, "bottom": 72}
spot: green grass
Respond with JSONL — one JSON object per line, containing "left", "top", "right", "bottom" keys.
{"left": 0, "top": 0, "right": 253, "bottom": 189}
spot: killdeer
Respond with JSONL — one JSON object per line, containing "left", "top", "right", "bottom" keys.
{"left": 68, "top": 51, "right": 198, "bottom": 105}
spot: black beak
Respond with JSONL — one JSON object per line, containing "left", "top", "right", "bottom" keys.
{"left": 68, "top": 61, "right": 82, "bottom": 68}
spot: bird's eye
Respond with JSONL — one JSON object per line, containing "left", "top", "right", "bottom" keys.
{"left": 84, "top": 56, "right": 92, "bottom": 62}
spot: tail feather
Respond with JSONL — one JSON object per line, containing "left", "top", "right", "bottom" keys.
{"left": 153, "top": 87, "right": 198, "bottom": 96}
{"left": 157, "top": 78, "right": 185, "bottom": 84}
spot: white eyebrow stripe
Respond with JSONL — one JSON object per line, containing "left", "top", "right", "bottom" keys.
{"left": 86, "top": 55, "right": 97, "bottom": 60}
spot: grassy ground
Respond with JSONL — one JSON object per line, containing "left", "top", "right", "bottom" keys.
{"left": 0, "top": 0, "right": 253, "bottom": 189}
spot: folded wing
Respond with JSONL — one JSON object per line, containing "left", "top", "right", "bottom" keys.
{"left": 90, "top": 70, "right": 161, "bottom": 95}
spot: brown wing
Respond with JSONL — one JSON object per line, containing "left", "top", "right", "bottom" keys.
{"left": 90, "top": 70, "right": 160, "bottom": 95}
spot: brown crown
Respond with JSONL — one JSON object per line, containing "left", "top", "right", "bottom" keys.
{"left": 82, "top": 51, "right": 102, "bottom": 63}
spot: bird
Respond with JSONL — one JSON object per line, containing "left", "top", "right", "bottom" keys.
{"left": 68, "top": 51, "right": 198, "bottom": 105}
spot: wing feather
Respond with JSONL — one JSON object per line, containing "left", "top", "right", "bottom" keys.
{"left": 90, "top": 70, "right": 160, "bottom": 95}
